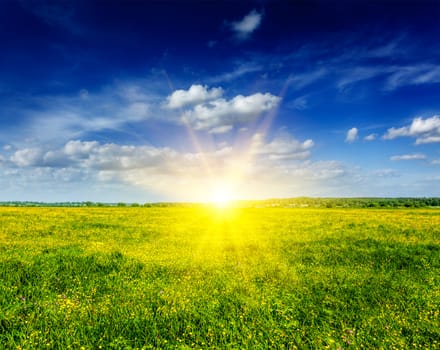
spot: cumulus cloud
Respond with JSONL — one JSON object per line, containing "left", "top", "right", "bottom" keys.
{"left": 64, "top": 140, "right": 99, "bottom": 157}
{"left": 2, "top": 132, "right": 348, "bottom": 201}
{"left": 1, "top": 79, "right": 282, "bottom": 147}
{"left": 383, "top": 115, "right": 440, "bottom": 144}
{"left": 209, "top": 125, "right": 233, "bottom": 134}
{"left": 431, "top": 159, "right": 440, "bottom": 165}
{"left": 7, "top": 133, "right": 407, "bottom": 200}
{"left": 390, "top": 153, "right": 426, "bottom": 161}
{"left": 345, "top": 127, "right": 358, "bottom": 143}
{"left": 288, "top": 160, "right": 346, "bottom": 181}
{"left": 229, "top": 9, "right": 263, "bottom": 40}
{"left": 10, "top": 148, "right": 43, "bottom": 167}
{"left": 8, "top": 140, "right": 180, "bottom": 171}
{"left": 181, "top": 92, "right": 280, "bottom": 133}
{"left": 250, "top": 133, "right": 314, "bottom": 161}
{"left": 383, "top": 126, "right": 408, "bottom": 139}
{"left": 166, "top": 85, "right": 223, "bottom": 109}
{"left": 364, "top": 133, "right": 377, "bottom": 141}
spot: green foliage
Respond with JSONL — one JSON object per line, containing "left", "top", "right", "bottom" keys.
{"left": 0, "top": 207, "right": 439, "bottom": 349}
{"left": 240, "top": 197, "right": 440, "bottom": 209}
{"left": 1, "top": 197, "right": 440, "bottom": 208}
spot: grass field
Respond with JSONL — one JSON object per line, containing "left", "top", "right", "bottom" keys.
{"left": 0, "top": 206, "right": 439, "bottom": 349}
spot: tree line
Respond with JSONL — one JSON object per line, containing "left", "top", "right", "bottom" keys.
{"left": 1, "top": 198, "right": 439, "bottom": 208}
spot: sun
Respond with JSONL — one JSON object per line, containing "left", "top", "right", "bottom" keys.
{"left": 210, "top": 184, "right": 234, "bottom": 208}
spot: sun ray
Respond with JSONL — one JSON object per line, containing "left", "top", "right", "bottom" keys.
{"left": 161, "top": 74, "right": 291, "bottom": 203}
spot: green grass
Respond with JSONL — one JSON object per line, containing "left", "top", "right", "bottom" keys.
{"left": 0, "top": 207, "right": 439, "bottom": 349}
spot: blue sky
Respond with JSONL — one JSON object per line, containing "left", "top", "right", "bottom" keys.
{"left": 1, "top": 0, "right": 440, "bottom": 202}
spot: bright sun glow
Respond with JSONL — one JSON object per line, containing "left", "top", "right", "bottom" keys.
{"left": 210, "top": 184, "right": 234, "bottom": 208}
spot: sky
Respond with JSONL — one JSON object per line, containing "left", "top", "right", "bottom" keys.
{"left": 1, "top": 0, "right": 440, "bottom": 202}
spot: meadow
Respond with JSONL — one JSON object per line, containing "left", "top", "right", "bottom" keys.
{"left": 0, "top": 206, "right": 439, "bottom": 349}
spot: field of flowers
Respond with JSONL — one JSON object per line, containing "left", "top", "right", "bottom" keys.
{"left": 0, "top": 206, "right": 439, "bottom": 349}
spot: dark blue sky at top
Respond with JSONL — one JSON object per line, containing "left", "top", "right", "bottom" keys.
{"left": 0, "top": 0, "right": 439, "bottom": 201}
{"left": 2, "top": 1, "right": 438, "bottom": 92}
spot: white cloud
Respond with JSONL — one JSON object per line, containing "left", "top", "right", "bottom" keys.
{"left": 10, "top": 148, "right": 43, "bottom": 167}
{"left": 123, "top": 102, "right": 150, "bottom": 120}
{"left": 181, "top": 92, "right": 280, "bottom": 133}
{"left": 364, "top": 133, "right": 377, "bottom": 141}
{"left": 383, "top": 126, "right": 408, "bottom": 139}
{"left": 209, "top": 62, "right": 262, "bottom": 83}
{"left": 385, "top": 64, "right": 440, "bottom": 90}
{"left": 431, "top": 159, "right": 440, "bottom": 165}
{"left": 290, "top": 68, "right": 327, "bottom": 90}
{"left": 407, "top": 117, "right": 437, "bottom": 133}
{"left": 209, "top": 125, "right": 233, "bottom": 134}
{"left": 291, "top": 160, "right": 346, "bottom": 181}
{"left": 230, "top": 9, "right": 263, "bottom": 40}
{"left": 250, "top": 133, "right": 314, "bottom": 161}
{"left": 416, "top": 136, "right": 440, "bottom": 144}
{"left": 0, "top": 80, "right": 163, "bottom": 146}
{"left": 371, "top": 168, "right": 399, "bottom": 177}
{"left": 115, "top": 82, "right": 156, "bottom": 102}
{"left": 345, "top": 127, "right": 358, "bottom": 143}
{"left": 336, "top": 63, "right": 440, "bottom": 92}
{"left": 9, "top": 141, "right": 100, "bottom": 168}
{"left": 8, "top": 134, "right": 432, "bottom": 200}
{"left": 338, "top": 66, "right": 391, "bottom": 89}
{"left": 390, "top": 153, "right": 426, "bottom": 161}
{"left": 1, "top": 80, "right": 282, "bottom": 148}
{"left": 166, "top": 85, "right": 223, "bottom": 109}
{"left": 1, "top": 132, "right": 339, "bottom": 201}
{"left": 64, "top": 140, "right": 99, "bottom": 157}
{"left": 383, "top": 115, "right": 440, "bottom": 144}
{"left": 26, "top": 105, "right": 150, "bottom": 144}
{"left": 290, "top": 96, "right": 308, "bottom": 110}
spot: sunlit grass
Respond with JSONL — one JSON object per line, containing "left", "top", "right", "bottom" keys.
{"left": 0, "top": 207, "right": 439, "bottom": 348}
